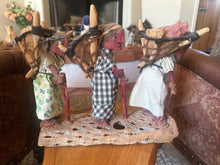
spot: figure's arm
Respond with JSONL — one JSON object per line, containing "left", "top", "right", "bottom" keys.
{"left": 112, "top": 66, "right": 128, "bottom": 119}
{"left": 48, "top": 64, "right": 65, "bottom": 85}
{"left": 166, "top": 71, "right": 177, "bottom": 95}
{"left": 112, "top": 67, "right": 129, "bottom": 84}
{"left": 166, "top": 45, "right": 190, "bottom": 95}
{"left": 161, "top": 56, "right": 177, "bottom": 95}
{"left": 49, "top": 64, "right": 70, "bottom": 121}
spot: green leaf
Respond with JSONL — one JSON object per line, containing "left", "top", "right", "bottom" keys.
{"left": 19, "top": 16, "right": 25, "bottom": 21}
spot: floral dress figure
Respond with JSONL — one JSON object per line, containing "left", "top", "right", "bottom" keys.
{"left": 34, "top": 34, "right": 70, "bottom": 128}
{"left": 34, "top": 57, "right": 64, "bottom": 124}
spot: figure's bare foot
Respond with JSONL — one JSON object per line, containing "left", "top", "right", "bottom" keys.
{"left": 64, "top": 120, "right": 72, "bottom": 124}
{"left": 143, "top": 109, "right": 155, "bottom": 122}
{"left": 152, "top": 115, "right": 168, "bottom": 128}
{"left": 95, "top": 118, "right": 109, "bottom": 129}
{"left": 40, "top": 119, "right": 56, "bottom": 128}
{"left": 143, "top": 109, "right": 154, "bottom": 117}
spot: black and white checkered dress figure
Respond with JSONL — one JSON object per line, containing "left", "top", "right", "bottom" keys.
{"left": 92, "top": 48, "right": 118, "bottom": 120}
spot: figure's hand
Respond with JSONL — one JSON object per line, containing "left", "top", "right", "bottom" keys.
{"left": 112, "top": 67, "right": 129, "bottom": 83}
{"left": 58, "top": 73, "right": 66, "bottom": 86}
{"left": 175, "top": 44, "right": 190, "bottom": 61}
{"left": 169, "top": 82, "right": 177, "bottom": 95}
{"left": 166, "top": 71, "right": 176, "bottom": 95}
{"left": 51, "top": 39, "right": 68, "bottom": 57}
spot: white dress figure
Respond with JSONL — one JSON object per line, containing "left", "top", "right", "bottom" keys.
{"left": 125, "top": 31, "right": 134, "bottom": 47}
{"left": 129, "top": 55, "right": 175, "bottom": 117}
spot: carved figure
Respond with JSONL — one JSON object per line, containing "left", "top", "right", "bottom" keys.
{"left": 125, "top": 24, "right": 139, "bottom": 47}
{"left": 80, "top": 15, "right": 90, "bottom": 35}
{"left": 15, "top": 11, "right": 71, "bottom": 128}
{"left": 129, "top": 20, "right": 209, "bottom": 126}
{"left": 57, "top": 5, "right": 126, "bottom": 128}
{"left": 92, "top": 23, "right": 125, "bottom": 127}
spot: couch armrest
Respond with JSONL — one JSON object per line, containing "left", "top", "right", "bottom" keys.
{"left": 178, "top": 48, "right": 220, "bottom": 90}
{"left": 0, "top": 50, "right": 29, "bottom": 78}
{"left": 170, "top": 48, "right": 220, "bottom": 165}
{"left": 0, "top": 49, "right": 39, "bottom": 164}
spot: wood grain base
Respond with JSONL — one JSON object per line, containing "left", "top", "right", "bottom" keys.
{"left": 43, "top": 143, "right": 158, "bottom": 165}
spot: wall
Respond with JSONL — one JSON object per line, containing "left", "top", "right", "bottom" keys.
{"left": 141, "top": 0, "right": 182, "bottom": 28}
{"left": 0, "top": 0, "right": 24, "bottom": 40}
{"left": 123, "top": 0, "right": 142, "bottom": 29}
{"left": 24, "top": 0, "right": 51, "bottom": 26}
{"left": 179, "top": 0, "right": 200, "bottom": 31}
{"left": 0, "top": 0, "right": 50, "bottom": 40}
{"left": 141, "top": 0, "right": 199, "bottom": 31}
{"left": 0, "top": 0, "right": 199, "bottom": 40}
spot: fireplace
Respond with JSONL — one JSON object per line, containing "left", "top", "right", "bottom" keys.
{"left": 49, "top": 0, "right": 123, "bottom": 30}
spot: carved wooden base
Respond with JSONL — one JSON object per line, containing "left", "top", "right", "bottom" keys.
{"left": 38, "top": 106, "right": 178, "bottom": 147}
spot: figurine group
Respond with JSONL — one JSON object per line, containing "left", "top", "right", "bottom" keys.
{"left": 16, "top": 5, "right": 209, "bottom": 129}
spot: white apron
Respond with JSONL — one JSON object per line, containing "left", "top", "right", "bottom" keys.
{"left": 129, "top": 56, "right": 174, "bottom": 117}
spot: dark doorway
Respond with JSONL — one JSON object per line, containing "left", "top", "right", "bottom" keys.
{"left": 49, "top": 0, "right": 123, "bottom": 29}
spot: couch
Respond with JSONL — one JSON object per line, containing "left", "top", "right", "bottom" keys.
{"left": 168, "top": 48, "right": 220, "bottom": 165}
{"left": 0, "top": 49, "right": 40, "bottom": 164}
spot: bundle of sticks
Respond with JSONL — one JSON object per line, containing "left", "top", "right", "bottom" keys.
{"left": 137, "top": 20, "right": 210, "bottom": 68}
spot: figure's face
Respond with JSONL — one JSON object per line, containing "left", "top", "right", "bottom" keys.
{"left": 51, "top": 39, "right": 68, "bottom": 57}
{"left": 103, "top": 29, "right": 124, "bottom": 50}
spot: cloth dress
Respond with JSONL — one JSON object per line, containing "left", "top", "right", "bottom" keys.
{"left": 33, "top": 59, "right": 63, "bottom": 120}
{"left": 129, "top": 56, "right": 175, "bottom": 117}
{"left": 92, "top": 49, "right": 118, "bottom": 120}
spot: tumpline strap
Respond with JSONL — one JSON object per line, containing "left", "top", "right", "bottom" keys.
{"left": 138, "top": 31, "right": 200, "bottom": 44}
